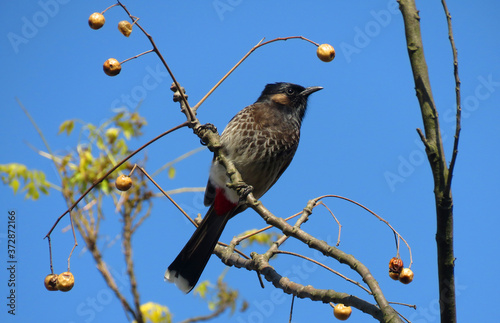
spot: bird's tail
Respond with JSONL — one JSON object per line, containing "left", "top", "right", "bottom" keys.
{"left": 165, "top": 205, "right": 230, "bottom": 293}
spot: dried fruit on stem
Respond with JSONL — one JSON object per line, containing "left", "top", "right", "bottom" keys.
{"left": 399, "top": 268, "right": 414, "bottom": 284}
{"left": 44, "top": 274, "right": 58, "bottom": 291}
{"left": 317, "top": 43, "right": 336, "bottom": 62}
{"left": 118, "top": 20, "right": 133, "bottom": 37}
{"left": 88, "top": 12, "right": 105, "bottom": 30}
{"left": 103, "top": 58, "right": 122, "bottom": 76}
{"left": 333, "top": 303, "right": 352, "bottom": 320}
{"left": 115, "top": 174, "right": 132, "bottom": 191}
{"left": 56, "top": 272, "right": 75, "bottom": 292}
{"left": 389, "top": 257, "right": 404, "bottom": 280}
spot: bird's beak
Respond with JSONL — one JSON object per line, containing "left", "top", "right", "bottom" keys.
{"left": 301, "top": 86, "right": 323, "bottom": 96}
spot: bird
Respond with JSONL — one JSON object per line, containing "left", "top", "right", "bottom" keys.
{"left": 165, "top": 82, "right": 323, "bottom": 293}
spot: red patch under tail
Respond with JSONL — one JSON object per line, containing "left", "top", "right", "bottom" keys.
{"left": 214, "top": 187, "right": 237, "bottom": 215}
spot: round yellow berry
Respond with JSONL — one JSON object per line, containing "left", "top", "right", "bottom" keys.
{"left": 56, "top": 272, "right": 75, "bottom": 292}
{"left": 317, "top": 43, "right": 336, "bottom": 62}
{"left": 88, "top": 13, "right": 105, "bottom": 30}
{"left": 103, "top": 58, "right": 122, "bottom": 76}
{"left": 389, "top": 271, "right": 400, "bottom": 280}
{"left": 44, "top": 274, "right": 58, "bottom": 291}
{"left": 399, "top": 268, "right": 414, "bottom": 284}
{"left": 115, "top": 175, "right": 133, "bottom": 191}
{"left": 334, "top": 303, "right": 352, "bottom": 320}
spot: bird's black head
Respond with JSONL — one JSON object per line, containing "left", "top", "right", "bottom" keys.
{"left": 256, "top": 82, "right": 322, "bottom": 122}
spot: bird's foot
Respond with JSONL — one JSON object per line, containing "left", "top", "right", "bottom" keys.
{"left": 228, "top": 182, "right": 254, "bottom": 201}
{"left": 195, "top": 123, "right": 219, "bottom": 147}
{"left": 197, "top": 123, "right": 218, "bottom": 134}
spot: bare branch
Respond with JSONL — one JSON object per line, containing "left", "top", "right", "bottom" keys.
{"left": 397, "top": 0, "right": 457, "bottom": 321}
{"left": 213, "top": 244, "right": 386, "bottom": 321}
{"left": 274, "top": 250, "right": 371, "bottom": 294}
{"left": 123, "top": 207, "right": 143, "bottom": 323}
{"left": 441, "top": 0, "right": 462, "bottom": 196}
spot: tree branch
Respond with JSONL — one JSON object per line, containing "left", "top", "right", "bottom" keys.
{"left": 213, "top": 242, "right": 387, "bottom": 321}
{"left": 441, "top": 0, "right": 462, "bottom": 196}
{"left": 247, "top": 197, "right": 401, "bottom": 322}
{"left": 123, "top": 206, "right": 143, "bottom": 323}
{"left": 397, "top": 1, "right": 457, "bottom": 321}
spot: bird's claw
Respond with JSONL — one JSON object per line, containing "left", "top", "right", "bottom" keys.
{"left": 198, "top": 123, "right": 217, "bottom": 133}
{"left": 228, "top": 183, "right": 254, "bottom": 201}
{"left": 239, "top": 184, "right": 254, "bottom": 201}
{"left": 195, "top": 123, "right": 218, "bottom": 146}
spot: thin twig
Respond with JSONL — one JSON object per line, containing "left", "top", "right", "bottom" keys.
{"left": 67, "top": 211, "right": 78, "bottom": 271}
{"left": 416, "top": 128, "right": 431, "bottom": 151}
{"left": 47, "top": 236, "right": 53, "bottom": 274}
{"left": 441, "top": 0, "right": 461, "bottom": 196}
{"left": 120, "top": 49, "right": 155, "bottom": 64}
{"left": 314, "top": 195, "right": 413, "bottom": 268}
{"left": 192, "top": 36, "right": 320, "bottom": 111}
{"left": 101, "top": 3, "right": 119, "bottom": 14}
{"left": 137, "top": 166, "right": 196, "bottom": 227}
{"left": 317, "top": 201, "right": 342, "bottom": 246}
{"left": 152, "top": 146, "right": 206, "bottom": 177}
{"left": 274, "top": 250, "right": 371, "bottom": 294}
{"left": 235, "top": 211, "right": 302, "bottom": 243}
{"left": 16, "top": 98, "right": 63, "bottom": 180}
{"left": 288, "top": 295, "right": 295, "bottom": 323}
{"left": 388, "top": 301, "right": 417, "bottom": 310}
{"left": 178, "top": 307, "right": 226, "bottom": 323}
{"left": 152, "top": 187, "right": 205, "bottom": 196}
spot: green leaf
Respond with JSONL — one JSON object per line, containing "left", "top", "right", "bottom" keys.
{"left": 10, "top": 178, "right": 20, "bottom": 193}
{"left": 86, "top": 124, "right": 96, "bottom": 133}
{"left": 136, "top": 302, "right": 172, "bottom": 323}
{"left": 194, "top": 280, "right": 210, "bottom": 298}
{"left": 96, "top": 136, "right": 105, "bottom": 150}
{"left": 24, "top": 182, "right": 39, "bottom": 200}
{"left": 39, "top": 185, "right": 49, "bottom": 195}
{"left": 121, "top": 122, "right": 133, "bottom": 140}
{"left": 0, "top": 163, "right": 51, "bottom": 200}
{"left": 58, "top": 119, "right": 75, "bottom": 136}
{"left": 168, "top": 167, "right": 176, "bottom": 179}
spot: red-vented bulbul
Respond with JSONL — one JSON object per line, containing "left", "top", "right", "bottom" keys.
{"left": 165, "top": 82, "right": 322, "bottom": 293}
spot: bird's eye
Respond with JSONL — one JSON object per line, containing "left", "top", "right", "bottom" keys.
{"left": 286, "top": 88, "right": 295, "bottom": 95}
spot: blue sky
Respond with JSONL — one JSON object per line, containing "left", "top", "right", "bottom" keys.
{"left": 1, "top": 1, "right": 499, "bottom": 322}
